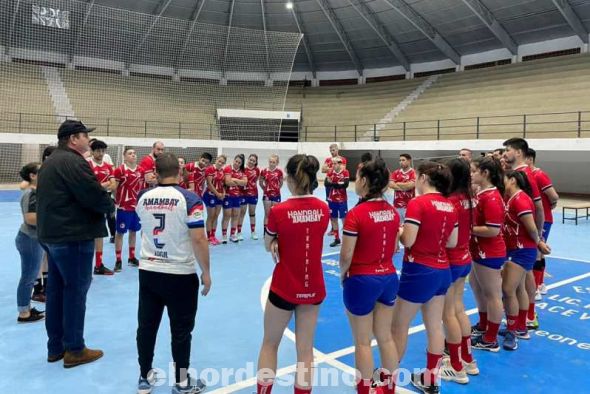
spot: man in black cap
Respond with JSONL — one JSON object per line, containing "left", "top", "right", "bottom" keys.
{"left": 37, "top": 120, "right": 115, "bottom": 368}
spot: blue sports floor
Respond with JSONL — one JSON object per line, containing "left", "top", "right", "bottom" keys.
{"left": 1, "top": 188, "right": 589, "bottom": 393}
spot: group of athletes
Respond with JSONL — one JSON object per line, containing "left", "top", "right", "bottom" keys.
{"left": 254, "top": 138, "right": 559, "bottom": 394}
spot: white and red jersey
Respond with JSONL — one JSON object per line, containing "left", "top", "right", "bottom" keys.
{"left": 87, "top": 158, "right": 114, "bottom": 184}
{"left": 343, "top": 199, "right": 399, "bottom": 276}
{"left": 504, "top": 190, "right": 536, "bottom": 250}
{"left": 446, "top": 192, "right": 473, "bottom": 266}
{"left": 326, "top": 169, "right": 350, "bottom": 203}
{"left": 390, "top": 168, "right": 416, "bottom": 209}
{"left": 205, "top": 165, "right": 225, "bottom": 194}
{"left": 243, "top": 166, "right": 260, "bottom": 197}
{"left": 223, "top": 165, "right": 245, "bottom": 197}
{"left": 470, "top": 187, "right": 506, "bottom": 260}
{"left": 139, "top": 154, "right": 156, "bottom": 188}
{"left": 532, "top": 167, "right": 554, "bottom": 224}
{"left": 514, "top": 164, "right": 541, "bottom": 204}
{"left": 324, "top": 156, "right": 347, "bottom": 172}
{"left": 266, "top": 196, "right": 330, "bottom": 305}
{"left": 113, "top": 164, "right": 145, "bottom": 211}
{"left": 261, "top": 167, "right": 283, "bottom": 198}
{"left": 404, "top": 193, "right": 458, "bottom": 269}
{"left": 186, "top": 162, "right": 208, "bottom": 197}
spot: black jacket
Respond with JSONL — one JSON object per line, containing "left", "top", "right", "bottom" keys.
{"left": 37, "top": 146, "right": 115, "bottom": 243}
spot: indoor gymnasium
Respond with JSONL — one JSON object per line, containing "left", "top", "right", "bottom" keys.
{"left": 1, "top": 0, "right": 590, "bottom": 393}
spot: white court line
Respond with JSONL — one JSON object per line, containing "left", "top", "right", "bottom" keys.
{"left": 209, "top": 255, "right": 590, "bottom": 393}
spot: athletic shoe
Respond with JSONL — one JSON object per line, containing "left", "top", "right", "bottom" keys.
{"left": 463, "top": 359, "right": 480, "bottom": 376}
{"left": 410, "top": 372, "right": 440, "bottom": 394}
{"left": 211, "top": 237, "right": 221, "bottom": 246}
{"left": 499, "top": 328, "right": 530, "bottom": 340}
{"left": 330, "top": 239, "right": 341, "bottom": 247}
{"left": 439, "top": 358, "right": 469, "bottom": 384}
{"left": 17, "top": 307, "right": 45, "bottom": 323}
{"left": 31, "top": 292, "right": 46, "bottom": 303}
{"left": 471, "top": 323, "right": 486, "bottom": 336}
{"left": 540, "top": 283, "right": 548, "bottom": 295}
{"left": 229, "top": 235, "right": 239, "bottom": 243}
{"left": 471, "top": 335, "right": 500, "bottom": 352}
{"left": 128, "top": 258, "right": 139, "bottom": 267}
{"left": 137, "top": 371, "right": 158, "bottom": 394}
{"left": 94, "top": 265, "right": 114, "bottom": 275}
{"left": 502, "top": 331, "right": 518, "bottom": 351}
{"left": 114, "top": 260, "right": 122, "bottom": 272}
{"left": 171, "top": 375, "right": 206, "bottom": 394}
{"left": 251, "top": 232, "right": 258, "bottom": 240}
{"left": 527, "top": 315, "right": 539, "bottom": 331}
{"left": 237, "top": 232, "right": 244, "bottom": 241}
{"left": 222, "top": 235, "right": 228, "bottom": 244}
{"left": 535, "top": 289, "right": 542, "bottom": 301}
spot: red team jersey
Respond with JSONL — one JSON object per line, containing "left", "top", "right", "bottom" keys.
{"left": 343, "top": 200, "right": 400, "bottom": 276}
{"left": 139, "top": 155, "right": 156, "bottom": 188}
{"left": 470, "top": 187, "right": 506, "bottom": 260}
{"left": 223, "top": 165, "right": 245, "bottom": 197}
{"left": 87, "top": 159, "right": 114, "bottom": 184}
{"left": 186, "top": 162, "right": 208, "bottom": 197}
{"left": 504, "top": 190, "right": 536, "bottom": 250}
{"left": 446, "top": 193, "right": 473, "bottom": 266}
{"left": 404, "top": 193, "right": 458, "bottom": 269}
{"left": 260, "top": 168, "right": 283, "bottom": 198}
{"left": 205, "top": 165, "right": 225, "bottom": 194}
{"left": 243, "top": 167, "right": 261, "bottom": 197}
{"left": 326, "top": 169, "right": 350, "bottom": 203}
{"left": 266, "top": 196, "right": 330, "bottom": 305}
{"left": 113, "top": 164, "right": 145, "bottom": 211}
{"left": 532, "top": 167, "right": 554, "bottom": 223}
{"left": 515, "top": 164, "right": 541, "bottom": 203}
{"left": 390, "top": 168, "right": 416, "bottom": 209}
{"left": 324, "top": 156, "right": 347, "bottom": 172}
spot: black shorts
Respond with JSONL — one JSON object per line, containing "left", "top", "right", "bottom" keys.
{"left": 268, "top": 290, "right": 321, "bottom": 311}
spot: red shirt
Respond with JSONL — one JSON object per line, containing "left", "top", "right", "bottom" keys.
{"left": 87, "top": 158, "right": 114, "bottom": 184}
{"left": 205, "top": 165, "right": 225, "bottom": 194}
{"left": 113, "top": 164, "right": 145, "bottom": 211}
{"left": 515, "top": 164, "right": 541, "bottom": 203}
{"left": 139, "top": 155, "right": 156, "bottom": 188}
{"left": 390, "top": 168, "right": 416, "bottom": 209}
{"left": 504, "top": 190, "right": 537, "bottom": 250}
{"left": 223, "top": 165, "right": 245, "bottom": 197}
{"left": 470, "top": 187, "right": 506, "bottom": 260}
{"left": 532, "top": 167, "right": 554, "bottom": 224}
{"left": 266, "top": 196, "right": 330, "bottom": 304}
{"left": 343, "top": 199, "right": 399, "bottom": 276}
{"left": 261, "top": 167, "right": 283, "bottom": 198}
{"left": 404, "top": 193, "right": 458, "bottom": 269}
{"left": 327, "top": 169, "right": 350, "bottom": 203}
{"left": 243, "top": 166, "right": 260, "bottom": 197}
{"left": 446, "top": 193, "right": 473, "bottom": 266}
{"left": 324, "top": 156, "right": 347, "bottom": 172}
{"left": 186, "top": 162, "right": 208, "bottom": 197}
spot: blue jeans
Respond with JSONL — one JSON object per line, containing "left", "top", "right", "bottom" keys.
{"left": 42, "top": 240, "right": 94, "bottom": 355}
{"left": 15, "top": 231, "right": 43, "bottom": 313}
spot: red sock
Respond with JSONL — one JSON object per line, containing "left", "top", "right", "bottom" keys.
{"left": 461, "top": 335, "right": 474, "bottom": 363}
{"left": 478, "top": 312, "right": 488, "bottom": 330}
{"left": 447, "top": 342, "right": 462, "bottom": 372}
{"left": 425, "top": 352, "right": 442, "bottom": 386}
{"left": 527, "top": 302, "right": 536, "bottom": 321}
{"left": 518, "top": 309, "right": 529, "bottom": 331}
{"left": 257, "top": 381, "right": 273, "bottom": 394}
{"left": 95, "top": 251, "right": 103, "bottom": 267}
{"left": 251, "top": 223, "right": 256, "bottom": 232}
{"left": 237, "top": 224, "right": 242, "bottom": 233}
{"left": 212, "top": 228, "right": 217, "bottom": 238}
{"left": 381, "top": 372, "right": 396, "bottom": 394}
{"left": 222, "top": 228, "right": 227, "bottom": 237}
{"left": 230, "top": 227, "right": 236, "bottom": 236}
{"left": 294, "top": 387, "right": 311, "bottom": 394}
{"left": 334, "top": 231, "right": 340, "bottom": 240}
{"left": 507, "top": 314, "right": 518, "bottom": 331}
{"left": 533, "top": 267, "right": 543, "bottom": 287}
{"left": 484, "top": 322, "right": 500, "bottom": 344}
{"left": 356, "top": 379, "right": 371, "bottom": 394}
{"left": 129, "top": 246, "right": 136, "bottom": 259}
{"left": 115, "top": 250, "right": 122, "bottom": 261}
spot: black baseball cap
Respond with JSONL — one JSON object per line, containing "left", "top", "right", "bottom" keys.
{"left": 57, "top": 120, "right": 95, "bottom": 139}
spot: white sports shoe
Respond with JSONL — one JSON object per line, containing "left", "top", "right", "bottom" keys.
{"left": 535, "top": 289, "right": 542, "bottom": 301}
{"left": 463, "top": 359, "right": 480, "bottom": 375}
{"left": 439, "top": 358, "right": 469, "bottom": 384}
{"left": 237, "top": 232, "right": 244, "bottom": 241}
{"left": 222, "top": 235, "right": 228, "bottom": 244}
{"left": 540, "top": 283, "right": 548, "bottom": 295}
{"left": 251, "top": 232, "right": 258, "bottom": 240}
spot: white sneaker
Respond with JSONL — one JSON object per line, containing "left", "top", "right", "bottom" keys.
{"left": 540, "top": 283, "right": 548, "bottom": 295}
{"left": 463, "top": 359, "right": 480, "bottom": 375}
{"left": 251, "top": 232, "right": 258, "bottom": 240}
{"left": 229, "top": 234, "right": 239, "bottom": 243}
{"left": 535, "top": 289, "right": 542, "bottom": 301}
{"left": 222, "top": 235, "right": 228, "bottom": 244}
{"left": 439, "top": 358, "right": 469, "bottom": 384}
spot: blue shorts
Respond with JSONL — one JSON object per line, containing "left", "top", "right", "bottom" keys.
{"left": 263, "top": 195, "right": 281, "bottom": 203}
{"left": 116, "top": 209, "right": 141, "bottom": 234}
{"left": 398, "top": 262, "right": 452, "bottom": 304}
{"left": 507, "top": 248, "right": 537, "bottom": 271}
{"left": 474, "top": 257, "right": 506, "bottom": 270}
{"left": 328, "top": 201, "right": 348, "bottom": 219}
{"left": 450, "top": 264, "right": 471, "bottom": 282}
{"left": 242, "top": 196, "right": 258, "bottom": 206}
{"left": 223, "top": 196, "right": 242, "bottom": 209}
{"left": 203, "top": 191, "right": 222, "bottom": 208}
{"left": 543, "top": 222, "right": 552, "bottom": 241}
{"left": 343, "top": 274, "right": 399, "bottom": 316}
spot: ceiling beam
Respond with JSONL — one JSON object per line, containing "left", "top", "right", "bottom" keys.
{"left": 130, "top": 0, "right": 173, "bottom": 60}
{"left": 552, "top": 0, "right": 589, "bottom": 43}
{"left": 315, "top": 0, "right": 364, "bottom": 76}
{"left": 290, "top": 2, "right": 317, "bottom": 78}
{"left": 461, "top": 0, "right": 518, "bottom": 55}
{"left": 174, "top": 0, "right": 207, "bottom": 69}
{"left": 221, "top": 0, "right": 236, "bottom": 78}
{"left": 346, "top": 0, "right": 410, "bottom": 71}
{"left": 382, "top": 0, "right": 461, "bottom": 64}
{"left": 260, "top": 0, "right": 271, "bottom": 79}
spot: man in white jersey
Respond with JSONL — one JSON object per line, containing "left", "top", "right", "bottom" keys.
{"left": 135, "top": 153, "right": 211, "bottom": 394}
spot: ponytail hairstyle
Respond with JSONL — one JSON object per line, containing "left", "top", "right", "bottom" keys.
{"left": 357, "top": 158, "right": 390, "bottom": 203}
{"left": 286, "top": 154, "right": 320, "bottom": 195}
{"left": 472, "top": 156, "right": 505, "bottom": 196}
{"left": 19, "top": 162, "right": 40, "bottom": 182}
{"left": 447, "top": 158, "right": 473, "bottom": 227}
{"left": 417, "top": 161, "right": 452, "bottom": 196}
{"left": 234, "top": 154, "right": 245, "bottom": 172}
{"left": 504, "top": 170, "right": 533, "bottom": 199}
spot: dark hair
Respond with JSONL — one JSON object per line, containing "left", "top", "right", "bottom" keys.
{"left": 286, "top": 154, "right": 319, "bottom": 195}
{"left": 200, "top": 152, "right": 213, "bottom": 162}
{"left": 503, "top": 137, "right": 529, "bottom": 156}
{"left": 493, "top": 148, "right": 505, "bottom": 155}
{"left": 447, "top": 158, "right": 473, "bottom": 227}
{"left": 234, "top": 154, "right": 245, "bottom": 172}
{"left": 19, "top": 162, "right": 40, "bottom": 182}
{"left": 90, "top": 139, "right": 107, "bottom": 151}
{"left": 505, "top": 170, "right": 533, "bottom": 198}
{"left": 527, "top": 147, "right": 536, "bottom": 162}
{"left": 248, "top": 153, "right": 259, "bottom": 167}
{"left": 156, "top": 152, "right": 180, "bottom": 179}
{"left": 42, "top": 146, "right": 56, "bottom": 162}
{"left": 400, "top": 153, "right": 412, "bottom": 161}
{"left": 123, "top": 147, "right": 135, "bottom": 154}
{"left": 360, "top": 152, "right": 373, "bottom": 163}
{"left": 417, "top": 161, "right": 452, "bottom": 196}
{"left": 472, "top": 156, "right": 504, "bottom": 195}
{"left": 357, "top": 158, "right": 390, "bottom": 202}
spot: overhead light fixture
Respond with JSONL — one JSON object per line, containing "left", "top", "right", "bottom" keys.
{"left": 286, "top": 2, "right": 294, "bottom": 9}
